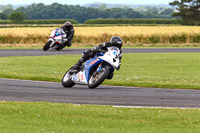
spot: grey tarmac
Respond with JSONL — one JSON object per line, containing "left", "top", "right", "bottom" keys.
{"left": 0, "top": 78, "right": 200, "bottom": 108}
{"left": 0, "top": 48, "right": 200, "bottom": 57}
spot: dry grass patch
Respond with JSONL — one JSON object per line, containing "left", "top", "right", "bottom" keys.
{"left": 0, "top": 26, "right": 200, "bottom": 47}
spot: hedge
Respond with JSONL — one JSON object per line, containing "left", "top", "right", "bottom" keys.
{"left": 0, "top": 19, "right": 179, "bottom": 25}
{"left": 84, "top": 18, "right": 179, "bottom": 24}
{"left": 0, "top": 19, "right": 78, "bottom": 24}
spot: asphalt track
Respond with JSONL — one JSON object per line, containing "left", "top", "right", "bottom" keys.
{"left": 1, "top": 78, "right": 200, "bottom": 108}
{"left": 0, "top": 48, "right": 200, "bottom": 108}
{"left": 0, "top": 48, "right": 200, "bottom": 57}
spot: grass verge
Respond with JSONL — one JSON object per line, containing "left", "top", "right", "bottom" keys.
{"left": 0, "top": 44, "right": 92, "bottom": 49}
{"left": 0, "top": 102, "right": 200, "bottom": 133}
{"left": 0, "top": 53, "right": 199, "bottom": 89}
{"left": 0, "top": 43, "right": 200, "bottom": 49}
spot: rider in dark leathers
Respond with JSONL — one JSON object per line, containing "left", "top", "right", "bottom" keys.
{"left": 70, "top": 36, "right": 123, "bottom": 75}
{"left": 57, "top": 21, "right": 74, "bottom": 50}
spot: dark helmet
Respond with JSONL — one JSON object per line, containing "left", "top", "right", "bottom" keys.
{"left": 110, "top": 36, "right": 123, "bottom": 49}
{"left": 64, "top": 21, "right": 72, "bottom": 27}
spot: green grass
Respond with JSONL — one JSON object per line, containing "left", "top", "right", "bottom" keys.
{"left": 0, "top": 53, "right": 200, "bottom": 89}
{"left": 0, "top": 102, "right": 200, "bottom": 133}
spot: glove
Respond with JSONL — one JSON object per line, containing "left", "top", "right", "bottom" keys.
{"left": 63, "top": 38, "right": 68, "bottom": 43}
{"left": 82, "top": 49, "right": 91, "bottom": 55}
{"left": 63, "top": 34, "right": 67, "bottom": 38}
{"left": 82, "top": 50, "right": 87, "bottom": 55}
{"left": 91, "top": 46, "right": 101, "bottom": 52}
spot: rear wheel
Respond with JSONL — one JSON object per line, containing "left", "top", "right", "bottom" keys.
{"left": 88, "top": 66, "right": 110, "bottom": 89}
{"left": 62, "top": 70, "right": 75, "bottom": 88}
{"left": 43, "top": 40, "right": 52, "bottom": 51}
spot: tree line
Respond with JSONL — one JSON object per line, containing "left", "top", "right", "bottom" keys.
{"left": 0, "top": 0, "right": 199, "bottom": 25}
{"left": 170, "top": 0, "right": 200, "bottom": 25}
{"left": 0, "top": 3, "right": 173, "bottom": 23}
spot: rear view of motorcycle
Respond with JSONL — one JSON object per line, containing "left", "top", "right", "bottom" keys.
{"left": 43, "top": 28, "right": 67, "bottom": 51}
{"left": 62, "top": 46, "right": 121, "bottom": 89}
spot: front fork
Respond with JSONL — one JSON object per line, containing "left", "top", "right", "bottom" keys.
{"left": 92, "top": 62, "right": 103, "bottom": 76}
{"left": 97, "top": 62, "right": 103, "bottom": 72}
{"left": 48, "top": 38, "right": 56, "bottom": 48}
{"left": 90, "top": 62, "right": 103, "bottom": 81}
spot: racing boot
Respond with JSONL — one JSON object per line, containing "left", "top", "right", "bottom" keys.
{"left": 70, "top": 58, "right": 83, "bottom": 73}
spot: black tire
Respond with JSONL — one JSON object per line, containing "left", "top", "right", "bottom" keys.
{"left": 43, "top": 40, "right": 52, "bottom": 51}
{"left": 56, "top": 45, "right": 64, "bottom": 51}
{"left": 62, "top": 70, "right": 75, "bottom": 88}
{"left": 88, "top": 66, "right": 110, "bottom": 89}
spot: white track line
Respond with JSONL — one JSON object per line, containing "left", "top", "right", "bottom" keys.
{"left": 113, "top": 105, "right": 200, "bottom": 109}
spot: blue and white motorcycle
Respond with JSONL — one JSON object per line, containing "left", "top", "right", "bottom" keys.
{"left": 62, "top": 46, "right": 121, "bottom": 89}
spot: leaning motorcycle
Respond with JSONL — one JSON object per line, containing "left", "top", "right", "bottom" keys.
{"left": 43, "top": 28, "right": 67, "bottom": 51}
{"left": 62, "top": 46, "right": 121, "bottom": 89}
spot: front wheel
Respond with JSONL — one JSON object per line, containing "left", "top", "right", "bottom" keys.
{"left": 62, "top": 70, "right": 75, "bottom": 88}
{"left": 43, "top": 40, "right": 52, "bottom": 51}
{"left": 88, "top": 66, "right": 110, "bottom": 89}
{"left": 56, "top": 45, "right": 64, "bottom": 51}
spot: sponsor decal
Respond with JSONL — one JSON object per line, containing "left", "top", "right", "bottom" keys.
{"left": 73, "top": 75, "right": 78, "bottom": 81}
{"left": 78, "top": 73, "right": 84, "bottom": 81}
{"left": 81, "top": 73, "right": 84, "bottom": 81}
{"left": 89, "top": 58, "right": 99, "bottom": 66}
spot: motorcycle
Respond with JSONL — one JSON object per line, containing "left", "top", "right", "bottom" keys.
{"left": 62, "top": 46, "right": 121, "bottom": 89}
{"left": 43, "top": 28, "right": 67, "bottom": 51}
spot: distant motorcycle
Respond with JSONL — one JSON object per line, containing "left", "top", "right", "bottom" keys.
{"left": 43, "top": 28, "right": 67, "bottom": 51}
{"left": 62, "top": 46, "right": 121, "bottom": 89}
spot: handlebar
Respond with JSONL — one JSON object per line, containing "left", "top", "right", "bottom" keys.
{"left": 100, "top": 49, "right": 107, "bottom": 53}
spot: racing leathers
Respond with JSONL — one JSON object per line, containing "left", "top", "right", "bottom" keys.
{"left": 58, "top": 25, "right": 74, "bottom": 50}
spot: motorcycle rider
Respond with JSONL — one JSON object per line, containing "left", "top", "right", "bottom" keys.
{"left": 70, "top": 36, "right": 123, "bottom": 74}
{"left": 57, "top": 21, "right": 74, "bottom": 50}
